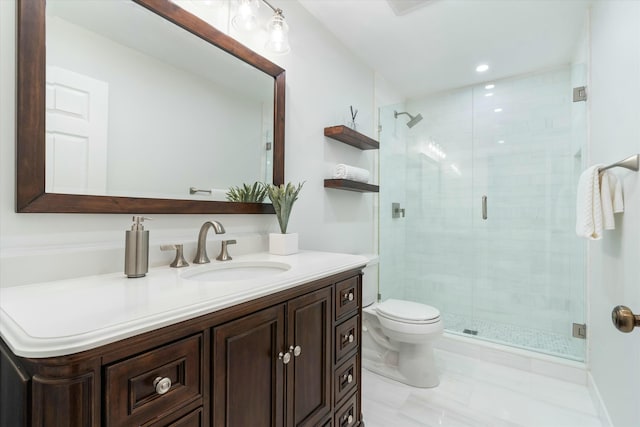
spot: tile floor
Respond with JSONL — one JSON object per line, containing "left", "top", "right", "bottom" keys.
{"left": 361, "top": 349, "right": 602, "bottom": 427}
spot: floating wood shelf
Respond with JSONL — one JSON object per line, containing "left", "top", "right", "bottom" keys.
{"left": 324, "top": 179, "right": 379, "bottom": 193}
{"left": 324, "top": 125, "right": 379, "bottom": 150}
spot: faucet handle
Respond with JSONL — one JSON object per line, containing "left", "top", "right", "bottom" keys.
{"left": 216, "top": 239, "right": 237, "bottom": 262}
{"left": 160, "top": 244, "right": 190, "bottom": 268}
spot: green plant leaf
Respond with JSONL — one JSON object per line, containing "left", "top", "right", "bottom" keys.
{"left": 226, "top": 182, "right": 268, "bottom": 203}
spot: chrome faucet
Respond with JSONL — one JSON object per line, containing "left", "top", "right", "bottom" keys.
{"left": 193, "top": 221, "right": 226, "bottom": 264}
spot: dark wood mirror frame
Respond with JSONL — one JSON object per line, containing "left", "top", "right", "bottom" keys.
{"left": 16, "top": 0, "right": 285, "bottom": 214}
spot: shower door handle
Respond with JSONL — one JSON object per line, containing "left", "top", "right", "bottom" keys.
{"left": 482, "top": 195, "right": 487, "bottom": 220}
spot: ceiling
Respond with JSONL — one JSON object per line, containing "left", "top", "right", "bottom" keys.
{"left": 298, "top": 0, "right": 591, "bottom": 99}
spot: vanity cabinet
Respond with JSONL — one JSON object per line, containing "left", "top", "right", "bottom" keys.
{"left": 0, "top": 269, "right": 363, "bottom": 427}
{"left": 213, "top": 287, "right": 331, "bottom": 427}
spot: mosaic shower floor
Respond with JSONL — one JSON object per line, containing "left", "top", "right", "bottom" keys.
{"left": 442, "top": 313, "right": 585, "bottom": 361}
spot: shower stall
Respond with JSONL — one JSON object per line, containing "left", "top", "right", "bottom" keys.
{"left": 378, "top": 67, "right": 587, "bottom": 361}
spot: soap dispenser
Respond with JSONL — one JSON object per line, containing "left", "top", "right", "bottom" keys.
{"left": 125, "top": 216, "right": 151, "bottom": 278}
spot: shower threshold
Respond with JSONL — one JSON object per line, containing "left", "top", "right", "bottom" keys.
{"left": 443, "top": 313, "right": 585, "bottom": 362}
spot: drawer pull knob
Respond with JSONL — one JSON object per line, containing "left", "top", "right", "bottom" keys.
{"left": 343, "top": 292, "right": 354, "bottom": 302}
{"left": 278, "top": 351, "right": 291, "bottom": 364}
{"left": 343, "top": 333, "right": 354, "bottom": 344}
{"left": 342, "top": 372, "right": 353, "bottom": 383}
{"left": 153, "top": 377, "right": 172, "bottom": 395}
{"left": 342, "top": 292, "right": 355, "bottom": 301}
{"left": 290, "top": 345, "right": 302, "bottom": 357}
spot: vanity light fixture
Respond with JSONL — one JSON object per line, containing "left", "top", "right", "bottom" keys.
{"left": 232, "top": 0, "right": 290, "bottom": 54}
{"left": 265, "top": 6, "right": 290, "bottom": 54}
{"left": 232, "top": 0, "right": 260, "bottom": 31}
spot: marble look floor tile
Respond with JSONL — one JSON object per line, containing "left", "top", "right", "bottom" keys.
{"left": 362, "top": 349, "right": 602, "bottom": 427}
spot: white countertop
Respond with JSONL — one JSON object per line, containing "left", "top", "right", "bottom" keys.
{"left": 0, "top": 251, "right": 368, "bottom": 358}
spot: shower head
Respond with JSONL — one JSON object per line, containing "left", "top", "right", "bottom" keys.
{"left": 394, "top": 110, "right": 423, "bottom": 128}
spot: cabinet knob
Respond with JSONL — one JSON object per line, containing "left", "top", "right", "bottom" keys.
{"left": 153, "top": 377, "right": 172, "bottom": 395}
{"left": 347, "top": 373, "right": 353, "bottom": 384}
{"left": 348, "top": 414, "right": 354, "bottom": 425}
{"left": 343, "top": 292, "right": 354, "bottom": 302}
{"left": 343, "top": 333, "right": 354, "bottom": 344}
{"left": 290, "top": 345, "right": 302, "bottom": 357}
{"left": 278, "top": 351, "right": 291, "bottom": 364}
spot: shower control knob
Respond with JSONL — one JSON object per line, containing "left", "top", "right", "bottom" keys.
{"left": 612, "top": 305, "right": 640, "bottom": 333}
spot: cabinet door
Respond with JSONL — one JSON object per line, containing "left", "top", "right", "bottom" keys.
{"left": 213, "top": 304, "right": 285, "bottom": 427}
{"left": 287, "top": 287, "right": 332, "bottom": 427}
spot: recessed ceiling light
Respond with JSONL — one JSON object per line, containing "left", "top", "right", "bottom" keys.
{"left": 485, "top": 93, "right": 494, "bottom": 97}
{"left": 476, "top": 64, "right": 489, "bottom": 73}
{"left": 494, "top": 108, "right": 503, "bottom": 113}
{"left": 485, "top": 84, "right": 495, "bottom": 90}
{"left": 497, "top": 140, "right": 505, "bottom": 144}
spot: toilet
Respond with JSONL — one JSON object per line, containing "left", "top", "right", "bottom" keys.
{"left": 361, "top": 256, "right": 443, "bottom": 388}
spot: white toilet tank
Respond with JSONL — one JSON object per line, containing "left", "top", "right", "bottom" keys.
{"left": 361, "top": 254, "right": 379, "bottom": 307}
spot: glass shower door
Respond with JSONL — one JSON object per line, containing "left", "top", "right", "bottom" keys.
{"left": 469, "top": 68, "right": 585, "bottom": 360}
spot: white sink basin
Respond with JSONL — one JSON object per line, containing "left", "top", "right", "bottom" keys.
{"left": 181, "top": 261, "right": 291, "bottom": 282}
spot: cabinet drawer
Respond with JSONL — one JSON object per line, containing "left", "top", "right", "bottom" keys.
{"left": 145, "top": 407, "right": 203, "bottom": 427}
{"left": 334, "top": 354, "right": 359, "bottom": 405}
{"left": 335, "top": 276, "right": 360, "bottom": 320}
{"left": 105, "top": 334, "right": 204, "bottom": 426}
{"left": 334, "top": 392, "right": 359, "bottom": 427}
{"left": 335, "top": 315, "right": 359, "bottom": 363}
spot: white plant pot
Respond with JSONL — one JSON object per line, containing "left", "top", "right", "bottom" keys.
{"left": 269, "top": 232, "right": 298, "bottom": 255}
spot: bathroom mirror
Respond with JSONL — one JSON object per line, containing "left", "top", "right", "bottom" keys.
{"left": 16, "top": 0, "right": 285, "bottom": 213}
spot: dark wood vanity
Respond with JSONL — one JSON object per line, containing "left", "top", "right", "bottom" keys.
{"left": 0, "top": 269, "right": 363, "bottom": 427}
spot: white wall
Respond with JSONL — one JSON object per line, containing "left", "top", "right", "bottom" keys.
{"left": 0, "top": 0, "right": 378, "bottom": 287}
{"left": 588, "top": 2, "right": 640, "bottom": 427}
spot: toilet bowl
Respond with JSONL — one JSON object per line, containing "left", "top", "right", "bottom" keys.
{"left": 360, "top": 256, "right": 443, "bottom": 388}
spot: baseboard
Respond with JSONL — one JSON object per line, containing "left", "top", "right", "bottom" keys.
{"left": 587, "top": 372, "right": 613, "bottom": 427}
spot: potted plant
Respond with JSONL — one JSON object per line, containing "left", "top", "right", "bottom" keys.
{"left": 266, "top": 181, "right": 304, "bottom": 255}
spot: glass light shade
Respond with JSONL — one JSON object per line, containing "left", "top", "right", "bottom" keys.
{"left": 265, "top": 11, "right": 290, "bottom": 54}
{"left": 232, "top": 0, "right": 259, "bottom": 31}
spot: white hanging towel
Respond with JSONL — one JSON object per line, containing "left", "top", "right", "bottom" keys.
{"left": 600, "top": 171, "right": 625, "bottom": 230}
{"left": 612, "top": 174, "right": 624, "bottom": 213}
{"left": 576, "top": 164, "right": 604, "bottom": 239}
{"left": 600, "top": 172, "right": 615, "bottom": 230}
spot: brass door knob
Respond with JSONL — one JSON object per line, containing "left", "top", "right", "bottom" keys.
{"left": 611, "top": 305, "right": 640, "bottom": 333}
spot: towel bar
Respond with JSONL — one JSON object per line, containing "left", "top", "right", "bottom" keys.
{"left": 599, "top": 154, "right": 639, "bottom": 172}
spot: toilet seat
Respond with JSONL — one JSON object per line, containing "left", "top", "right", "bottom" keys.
{"left": 376, "top": 299, "right": 440, "bottom": 324}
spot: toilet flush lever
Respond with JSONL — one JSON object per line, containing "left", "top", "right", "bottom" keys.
{"left": 612, "top": 305, "right": 640, "bottom": 333}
